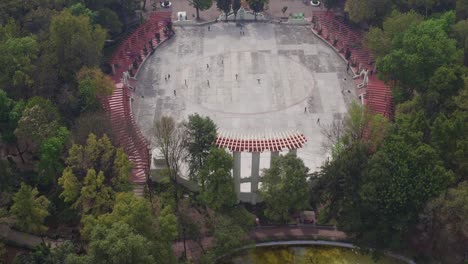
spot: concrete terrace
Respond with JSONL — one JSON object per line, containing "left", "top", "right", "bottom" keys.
{"left": 132, "top": 22, "right": 356, "bottom": 187}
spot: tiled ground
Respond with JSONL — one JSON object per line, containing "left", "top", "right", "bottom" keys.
{"left": 132, "top": 23, "right": 356, "bottom": 188}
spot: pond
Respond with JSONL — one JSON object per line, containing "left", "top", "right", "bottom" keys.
{"left": 218, "top": 245, "right": 405, "bottom": 264}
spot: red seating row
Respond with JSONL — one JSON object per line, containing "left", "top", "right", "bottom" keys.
{"left": 101, "top": 12, "right": 172, "bottom": 187}
{"left": 311, "top": 11, "right": 394, "bottom": 120}
{"left": 215, "top": 131, "right": 307, "bottom": 152}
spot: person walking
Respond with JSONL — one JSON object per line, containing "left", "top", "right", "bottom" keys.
{"left": 207, "top": 64, "right": 209, "bottom": 69}
{"left": 304, "top": 107, "right": 307, "bottom": 113}
{"left": 174, "top": 90, "right": 176, "bottom": 96}
{"left": 235, "top": 74, "right": 238, "bottom": 80}
{"left": 184, "top": 79, "right": 187, "bottom": 86}
{"left": 257, "top": 79, "right": 260, "bottom": 84}
{"left": 208, "top": 25, "right": 211, "bottom": 31}
{"left": 317, "top": 118, "right": 320, "bottom": 124}
{"left": 207, "top": 80, "right": 210, "bottom": 86}
{"left": 168, "top": 74, "right": 171, "bottom": 79}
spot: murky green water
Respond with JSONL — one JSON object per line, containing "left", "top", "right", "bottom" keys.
{"left": 219, "top": 246, "right": 404, "bottom": 264}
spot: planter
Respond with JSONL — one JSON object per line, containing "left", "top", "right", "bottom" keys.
{"left": 310, "top": 0, "right": 320, "bottom": 6}
{"left": 160, "top": 1, "right": 171, "bottom": 8}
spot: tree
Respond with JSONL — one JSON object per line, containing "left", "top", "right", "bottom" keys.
{"left": 112, "top": 148, "right": 132, "bottom": 192}
{"left": 185, "top": 114, "right": 217, "bottom": 180}
{"left": 187, "top": 0, "right": 213, "bottom": 20}
{"left": 0, "top": 35, "right": 38, "bottom": 98}
{"left": 71, "top": 111, "right": 114, "bottom": 145}
{"left": 365, "top": 10, "right": 423, "bottom": 58}
{"left": 356, "top": 131, "right": 453, "bottom": 250}
{"left": 0, "top": 89, "right": 24, "bottom": 144}
{"left": 205, "top": 215, "right": 251, "bottom": 260}
{"left": 154, "top": 116, "right": 187, "bottom": 188}
{"left": 311, "top": 142, "right": 370, "bottom": 225}
{"left": 452, "top": 19, "right": 468, "bottom": 65}
{"left": 233, "top": 0, "right": 241, "bottom": 20}
{"left": 14, "top": 97, "right": 62, "bottom": 152}
{"left": 344, "top": 0, "right": 375, "bottom": 24}
{"left": 0, "top": 159, "right": 13, "bottom": 192}
{"left": 96, "top": 8, "right": 122, "bottom": 35}
{"left": 66, "top": 133, "right": 116, "bottom": 177}
{"left": 378, "top": 12, "right": 460, "bottom": 91}
{"left": 260, "top": 153, "right": 309, "bottom": 223}
{"left": 48, "top": 10, "right": 106, "bottom": 82}
{"left": 419, "top": 181, "right": 468, "bottom": 263}
{"left": 321, "top": 102, "right": 390, "bottom": 157}
{"left": 198, "top": 148, "right": 236, "bottom": 211}
{"left": 216, "top": 0, "right": 231, "bottom": 21}
{"left": 322, "top": 0, "right": 339, "bottom": 10}
{"left": 76, "top": 169, "right": 114, "bottom": 216}
{"left": 58, "top": 167, "right": 82, "bottom": 204}
{"left": 408, "top": 0, "right": 438, "bottom": 17}
{"left": 68, "top": 222, "right": 156, "bottom": 264}
{"left": 10, "top": 183, "right": 50, "bottom": 235}
{"left": 38, "top": 127, "right": 70, "bottom": 187}
{"left": 154, "top": 116, "right": 188, "bottom": 256}
{"left": 246, "top": 0, "right": 269, "bottom": 20}
{"left": 76, "top": 67, "right": 115, "bottom": 112}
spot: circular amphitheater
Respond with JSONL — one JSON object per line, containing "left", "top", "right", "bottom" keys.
{"left": 105, "top": 11, "right": 393, "bottom": 199}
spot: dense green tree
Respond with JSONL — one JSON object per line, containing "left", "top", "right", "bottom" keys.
{"left": 71, "top": 111, "right": 114, "bottom": 145}
{"left": 97, "top": 192, "right": 154, "bottom": 237}
{"left": 210, "top": 215, "right": 250, "bottom": 257}
{"left": 217, "top": 0, "right": 231, "bottom": 21}
{"left": 76, "top": 67, "right": 115, "bottom": 112}
{"left": 198, "top": 147, "right": 236, "bottom": 211}
{"left": 186, "top": 114, "right": 217, "bottom": 180}
{"left": 188, "top": 0, "right": 213, "bottom": 20}
{"left": 68, "top": 3, "right": 97, "bottom": 22}
{"left": 312, "top": 143, "right": 370, "bottom": 224}
{"left": 76, "top": 169, "right": 114, "bottom": 216}
{"left": 0, "top": 90, "right": 24, "bottom": 144}
{"left": 38, "top": 127, "right": 70, "bottom": 187}
{"left": 322, "top": 0, "right": 339, "bottom": 10}
{"left": 365, "top": 10, "right": 423, "bottom": 58}
{"left": 246, "top": 0, "right": 269, "bottom": 20}
{"left": 456, "top": 0, "right": 468, "bottom": 19}
{"left": 0, "top": 35, "right": 38, "bottom": 98}
{"left": 10, "top": 183, "right": 50, "bottom": 234}
{"left": 260, "top": 153, "right": 309, "bottom": 223}
{"left": 48, "top": 10, "right": 106, "bottom": 82}
{"left": 112, "top": 148, "right": 132, "bottom": 192}
{"left": 408, "top": 0, "right": 438, "bottom": 16}
{"left": 431, "top": 111, "right": 468, "bottom": 179}
{"left": 452, "top": 19, "right": 468, "bottom": 64}
{"left": 378, "top": 12, "right": 460, "bottom": 90}
{"left": 345, "top": 0, "right": 375, "bottom": 24}
{"left": 419, "top": 181, "right": 468, "bottom": 263}
{"left": 0, "top": 159, "right": 13, "bottom": 192}
{"left": 67, "top": 222, "right": 156, "bottom": 264}
{"left": 58, "top": 167, "right": 82, "bottom": 204}
{"left": 96, "top": 8, "right": 122, "bottom": 35}
{"left": 66, "top": 134, "right": 115, "bottom": 177}
{"left": 356, "top": 131, "right": 453, "bottom": 249}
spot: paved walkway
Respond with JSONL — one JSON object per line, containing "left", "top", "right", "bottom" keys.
{"left": 162, "top": 0, "right": 323, "bottom": 22}
{"left": 173, "top": 225, "right": 346, "bottom": 260}
{"left": 0, "top": 224, "right": 64, "bottom": 250}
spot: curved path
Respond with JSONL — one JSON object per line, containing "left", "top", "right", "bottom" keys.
{"left": 172, "top": 225, "right": 346, "bottom": 260}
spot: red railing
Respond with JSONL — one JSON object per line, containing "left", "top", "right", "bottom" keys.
{"left": 101, "top": 12, "right": 172, "bottom": 185}
{"left": 311, "top": 11, "right": 394, "bottom": 120}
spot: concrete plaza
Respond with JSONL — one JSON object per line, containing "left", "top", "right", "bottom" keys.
{"left": 132, "top": 23, "right": 355, "bottom": 192}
